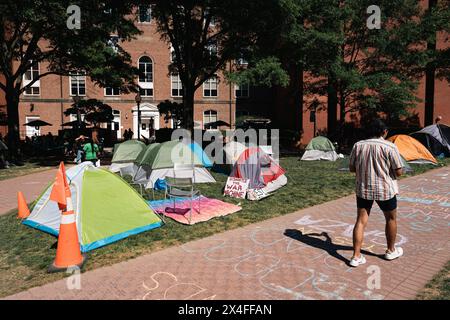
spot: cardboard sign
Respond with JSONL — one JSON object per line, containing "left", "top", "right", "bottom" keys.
{"left": 224, "top": 177, "right": 249, "bottom": 199}
{"left": 247, "top": 188, "right": 270, "bottom": 201}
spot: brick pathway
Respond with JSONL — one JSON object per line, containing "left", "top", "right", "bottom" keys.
{"left": 4, "top": 167, "right": 450, "bottom": 300}
{"left": 0, "top": 169, "right": 58, "bottom": 216}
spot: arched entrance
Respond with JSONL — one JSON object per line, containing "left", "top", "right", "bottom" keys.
{"left": 132, "top": 103, "right": 160, "bottom": 139}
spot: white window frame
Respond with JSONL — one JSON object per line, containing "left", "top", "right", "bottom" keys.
{"left": 235, "top": 83, "right": 250, "bottom": 98}
{"left": 138, "top": 56, "right": 154, "bottom": 97}
{"left": 69, "top": 113, "right": 86, "bottom": 122}
{"left": 23, "top": 60, "right": 40, "bottom": 96}
{"left": 237, "top": 57, "right": 249, "bottom": 65}
{"left": 203, "top": 75, "right": 218, "bottom": 97}
{"left": 108, "top": 35, "right": 120, "bottom": 53}
{"left": 69, "top": 73, "right": 86, "bottom": 96}
{"left": 207, "top": 41, "right": 218, "bottom": 57}
{"left": 170, "top": 45, "right": 176, "bottom": 63}
{"left": 104, "top": 87, "right": 120, "bottom": 96}
{"left": 170, "top": 73, "right": 183, "bottom": 97}
{"left": 138, "top": 5, "right": 152, "bottom": 23}
{"left": 25, "top": 116, "right": 41, "bottom": 137}
{"left": 203, "top": 110, "right": 218, "bottom": 130}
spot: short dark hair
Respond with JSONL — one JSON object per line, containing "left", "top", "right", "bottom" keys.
{"left": 366, "top": 119, "right": 388, "bottom": 138}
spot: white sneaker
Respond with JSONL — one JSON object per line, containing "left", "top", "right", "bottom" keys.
{"left": 349, "top": 255, "right": 367, "bottom": 267}
{"left": 385, "top": 247, "right": 404, "bottom": 260}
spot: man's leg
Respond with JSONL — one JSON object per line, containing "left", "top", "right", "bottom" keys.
{"left": 352, "top": 207, "right": 370, "bottom": 258}
{"left": 383, "top": 209, "right": 397, "bottom": 252}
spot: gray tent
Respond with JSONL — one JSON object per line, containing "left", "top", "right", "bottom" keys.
{"left": 410, "top": 124, "right": 450, "bottom": 157}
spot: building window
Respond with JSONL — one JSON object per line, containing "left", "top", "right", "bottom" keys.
{"left": 235, "top": 83, "right": 249, "bottom": 98}
{"left": 203, "top": 75, "right": 218, "bottom": 97}
{"left": 105, "top": 87, "right": 120, "bottom": 96}
{"left": 70, "top": 73, "right": 86, "bottom": 96}
{"left": 207, "top": 41, "right": 218, "bottom": 57}
{"left": 25, "top": 116, "right": 40, "bottom": 137}
{"left": 108, "top": 35, "right": 119, "bottom": 53}
{"left": 138, "top": 56, "right": 153, "bottom": 97}
{"left": 171, "top": 73, "right": 183, "bottom": 97}
{"left": 203, "top": 110, "right": 218, "bottom": 129}
{"left": 237, "top": 57, "right": 248, "bottom": 65}
{"left": 170, "top": 45, "right": 176, "bottom": 63}
{"left": 138, "top": 5, "right": 151, "bottom": 23}
{"left": 23, "top": 60, "right": 40, "bottom": 95}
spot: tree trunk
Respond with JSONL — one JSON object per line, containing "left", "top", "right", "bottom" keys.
{"left": 327, "top": 76, "right": 338, "bottom": 136}
{"left": 339, "top": 89, "right": 346, "bottom": 124}
{"left": 293, "top": 65, "right": 303, "bottom": 134}
{"left": 5, "top": 84, "right": 22, "bottom": 164}
{"left": 424, "top": 0, "right": 437, "bottom": 126}
{"left": 182, "top": 85, "right": 195, "bottom": 132}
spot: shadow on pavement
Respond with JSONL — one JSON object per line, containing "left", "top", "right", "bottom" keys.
{"left": 284, "top": 229, "right": 384, "bottom": 266}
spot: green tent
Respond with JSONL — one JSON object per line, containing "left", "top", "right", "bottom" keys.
{"left": 112, "top": 140, "right": 146, "bottom": 163}
{"left": 133, "top": 140, "right": 216, "bottom": 185}
{"left": 305, "top": 136, "right": 336, "bottom": 151}
{"left": 301, "top": 136, "right": 339, "bottom": 161}
{"left": 139, "top": 140, "right": 203, "bottom": 169}
{"left": 23, "top": 162, "right": 163, "bottom": 252}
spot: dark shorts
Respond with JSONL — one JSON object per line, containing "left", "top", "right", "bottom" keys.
{"left": 356, "top": 196, "right": 397, "bottom": 212}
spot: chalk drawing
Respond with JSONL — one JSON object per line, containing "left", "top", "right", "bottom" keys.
{"left": 141, "top": 272, "right": 216, "bottom": 300}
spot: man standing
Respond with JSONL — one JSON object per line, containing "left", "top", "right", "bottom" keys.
{"left": 349, "top": 119, "right": 404, "bottom": 267}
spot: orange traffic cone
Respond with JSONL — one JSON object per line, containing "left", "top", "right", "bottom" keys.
{"left": 17, "top": 191, "right": 30, "bottom": 219}
{"left": 48, "top": 162, "right": 86, "bottom": 273}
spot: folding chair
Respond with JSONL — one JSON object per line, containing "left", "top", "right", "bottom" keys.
{"left": 164, "top": 174, "right": 201, "bottom": 225}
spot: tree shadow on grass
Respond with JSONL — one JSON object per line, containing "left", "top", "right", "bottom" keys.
{"left": 284, "top": 229, "right": 384, "bottom": 266}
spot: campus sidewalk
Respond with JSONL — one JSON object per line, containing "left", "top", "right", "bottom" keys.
{"left": 0, "top": 168, "right": 58, "bottom": 216}
{"left": 4, "top": 166, "right": 450, "bottom": 300}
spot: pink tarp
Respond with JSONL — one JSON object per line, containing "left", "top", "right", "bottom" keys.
{"left": 148, "top": 196, "right": 242, "bottom": 225}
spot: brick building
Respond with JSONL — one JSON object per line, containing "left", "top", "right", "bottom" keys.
{"left": 8, "top": 6, "right": 262, "bottom": 141}
{"left": 1, "top": 2, "right": 448, "bottom": 145}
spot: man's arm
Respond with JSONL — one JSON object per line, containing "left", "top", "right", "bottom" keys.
{"left": 390, "top": 146, "right": 404, "bottom": 178}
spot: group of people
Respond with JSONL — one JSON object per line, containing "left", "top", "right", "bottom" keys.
{"left": 123, "top": 128, "right": 134, "bottom": 140}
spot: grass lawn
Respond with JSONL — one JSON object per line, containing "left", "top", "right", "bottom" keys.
{"left": 416, "top": 261, "right": 450, "bottom": 300}
{"left": 0, "top": 156, "right": 449, "bottom": 297}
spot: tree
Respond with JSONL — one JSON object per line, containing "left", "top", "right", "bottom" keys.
{"left": 303, "top": 0, "right": 429, "bottom": 135}
{"left": 152, "top": 0, "right": 282, "bottom": 131}
{"left": 0, "top": 0, "right": 140, "bottom": 162}
{"left": 422, "top": 0, "right": 450, "bottom": 125}
{"left": 64, "top": 98, "right": 114, "bottom": 128}
{"left": 235, "top": 0, "right": 433, "bottom": 140}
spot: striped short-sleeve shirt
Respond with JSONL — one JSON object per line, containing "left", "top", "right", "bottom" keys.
{"left": 349, "top": 138, "right": 404, "bottom": 201}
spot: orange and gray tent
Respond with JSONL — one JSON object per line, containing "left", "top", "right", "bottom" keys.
{"left": 387, "top": 135, "right": 437, "bottom": 165}
{"left": 410, "top": 124, "right": 450, "bottom": 157}
{"left": 230, "top": 146, "right": 287, "bottom": 194}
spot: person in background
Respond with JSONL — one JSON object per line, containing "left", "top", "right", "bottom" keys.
{"left": 348, "top": 119, "right": 404, "bottom": 267}
{"left": 83, "top": 137, "right": 99, "bottom": 166}
{"left": 74, "top": 135, "right": 86, "bottom": 164}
